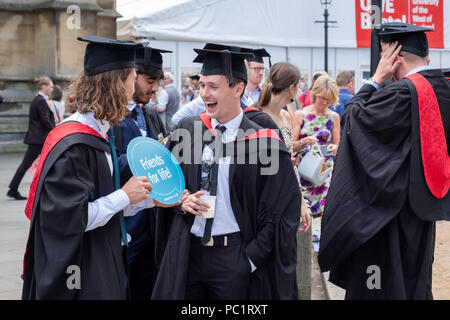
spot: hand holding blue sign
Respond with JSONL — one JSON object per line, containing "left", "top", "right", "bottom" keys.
{"left": 127, "top": 136, "right": 186, "bottom": 205}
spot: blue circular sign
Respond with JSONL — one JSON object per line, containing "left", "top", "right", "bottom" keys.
{"left": 127, "top": 136, "right": 185, "bottom": 205}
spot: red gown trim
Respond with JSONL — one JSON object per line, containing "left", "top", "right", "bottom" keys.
{"left": 25, "top": 122, "right": 104, "bottom": 220}
{"left": 243, "top": 106, "right": 260, "bottom": 113}
{"left": 198, "top": 112, "right": 283, "bottom": 143}
{"left": 406, "top": 73, "right": 450, "bottom": 199}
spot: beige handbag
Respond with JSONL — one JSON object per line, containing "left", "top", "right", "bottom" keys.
{"left": 297, "top": 145, "right": 332, "bottom": 185}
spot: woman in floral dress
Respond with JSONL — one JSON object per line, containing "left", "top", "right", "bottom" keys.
{"left": 292, "top": 75, "right": 340, "bottom": 217}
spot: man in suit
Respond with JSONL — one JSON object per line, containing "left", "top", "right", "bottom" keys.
{"left": 114, "top": 43, "right": 171, "bottom": 300}
{"left": 8, "top": 76, "right": 54, "bottom": 200}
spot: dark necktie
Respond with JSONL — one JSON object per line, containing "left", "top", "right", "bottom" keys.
{"left": 201, "top": 125, "right": 226, "bottom": 245}
{"left": 133, "top": 104, "right": 147, "bottom": 133}
{"left": 107, "top": 129, "right": 129, "bottom": 246}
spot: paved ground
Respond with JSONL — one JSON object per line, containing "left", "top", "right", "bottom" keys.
{"left": 1, "top": 152, "right": 446, "bottom": 300}
{"left": 0, "top": 153, "right": 31, "bottom": 299}
{"left": 0, "top": 152, "right": 329, "bottom": 300}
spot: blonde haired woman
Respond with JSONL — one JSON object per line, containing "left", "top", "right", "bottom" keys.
{"left": 292, "top": 75, "right": 340, "bottom": 217}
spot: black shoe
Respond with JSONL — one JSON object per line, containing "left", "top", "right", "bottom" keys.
{"left": 7, "top": 190, "right": 27, "bottom": 200}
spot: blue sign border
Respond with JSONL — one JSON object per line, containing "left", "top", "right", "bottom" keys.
{"left": 127, "top": 137, "right": 185, "bottom": 204}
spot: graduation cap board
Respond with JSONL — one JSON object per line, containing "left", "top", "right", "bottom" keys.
{"left": 193, "top": 43, "right": 255, "bottom": 85}
{"left": 189, "top": 75, "right": 200, "bottom": 81}
{"left": 78, "top": 35, "right": 140, "bottom": 76}
{"left": 378, "top": 22, "right": 433, "bottom": 57}
{"left": 136, "top": 42, "right": 172, "bottom": 75}
{"left": 247, "top": 48, "right": 272, "bottom": 67}
{"left": 127, "top": 136, "right": 185, "bottom": 205}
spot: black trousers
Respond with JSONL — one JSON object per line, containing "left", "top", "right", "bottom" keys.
{"left": 9, "top": 144, "right": 42, "bottom": 192}
{"left": 185, "top": 233, "right": 252, "bottom": 300}
{"left": 127, "top": 242, "right": 156, "bottom": 300}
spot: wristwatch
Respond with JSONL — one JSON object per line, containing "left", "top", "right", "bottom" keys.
{"left": 368, "top": 77, "right": 381, "bottom": 90}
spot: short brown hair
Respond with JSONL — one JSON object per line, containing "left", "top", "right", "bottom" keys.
{"left": 310, "top": 75, "right": 339, "bottom": 107}
{"left": 33, "top": 76, "right": 52, "bottom": 90}
{"left": 336, "top": 71, "right": 354, "bottom": 87}
{"left": 66, "top": 68, "right": 133, "bottom": 126}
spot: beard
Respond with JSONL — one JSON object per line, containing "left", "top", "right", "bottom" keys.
{"left": 133, "top": 84, "right": 154, "bottom": 105}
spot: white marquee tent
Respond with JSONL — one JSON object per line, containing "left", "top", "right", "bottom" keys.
{"left": 117, "top": 0, "right": 450, "bottom": 98}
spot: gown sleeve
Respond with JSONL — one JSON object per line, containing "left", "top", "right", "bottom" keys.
{"left": 246, "top": 145, "right": 302, "bottom": 299}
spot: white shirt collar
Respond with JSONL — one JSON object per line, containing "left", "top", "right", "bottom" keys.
{"left": 127, "top": 100, "right": 136, "bottom": 112}
{"left": 211, "top": 109, "right": 243, "bottom": 142}
{"left": 62, "top": 111, "right": 110, "bottom": 138}
{"left": 405, "top": 65, "right": 432, "bottom": 77}
{"left": 38, "top": 92, "right": 49, "bottom": 100}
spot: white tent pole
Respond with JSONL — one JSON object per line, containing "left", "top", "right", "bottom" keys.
{"left": 175, "top": 41, "right": 181, "bottom": 93}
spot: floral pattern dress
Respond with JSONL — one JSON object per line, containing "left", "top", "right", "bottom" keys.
{"left": 298, "top": 111, "right": 335, "bottom": 217}
{"left": 280, "top": 126, "right": 301, "bottom": 185}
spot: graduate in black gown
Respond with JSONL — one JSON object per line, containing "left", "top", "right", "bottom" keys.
{"left": 22, "top": 36, "right": 179, "bottom": 300}
{"left": 318, "top": 23, "right": 450, "bottom": 300}
{"left": 152, "top": 43, "right": 301, "bottom": 300}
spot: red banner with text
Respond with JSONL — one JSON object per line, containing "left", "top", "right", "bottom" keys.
{"left": 355, "top": 0, "right": 444, "bottom": 48}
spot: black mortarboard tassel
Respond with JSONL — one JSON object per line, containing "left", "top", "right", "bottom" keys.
{"left": 378, "top": 22, "right": 433, "bottom": 57}
{"left": 78, "top": 35, "right": 139, "bottom": 76}
{"left": 193, "top": 43, "right": 254, "bottom": 85}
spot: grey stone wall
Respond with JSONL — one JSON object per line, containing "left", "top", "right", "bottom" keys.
{"left": 0, "top": 0, "right": 120, "bottom": 152}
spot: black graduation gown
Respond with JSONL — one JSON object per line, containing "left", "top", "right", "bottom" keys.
{"left": 144, "top": 106, "right": 167, "bottom": 139}
{"left": 22, "top": 133, "right": 126, "bottom": 300}
{"left": 152, "top": 114, "right": 301, "bottom": 300}
{"left": 244, "top": 109, "right": 281, "bottom": 132}
{"left": 318, "top": 69, "right": 450, "bottom": 299}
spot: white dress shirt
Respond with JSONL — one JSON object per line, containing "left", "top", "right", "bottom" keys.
{"left": 157, "top": 83, "right": 176, "bottom": 111}
{"left": 171, "top": 96, "right": 206, "bottom": 125}
{"left": 189, "top": 110, "right": 257, "bottom": 271}
{"left": 242, "top": 86, "right": 261, "bottom": 106}
{"left": 38, "top": 92, "right": 49, "bottom": 100}
{"left": 61, "top": 111, "right": 155, "bottom": 235}
{"left": 190, "top": 110, "right": 243, "bottom": 237}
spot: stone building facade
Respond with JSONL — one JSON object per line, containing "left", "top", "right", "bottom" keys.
{"left": 0, "top": 0, "right": 120, "bottom": 152}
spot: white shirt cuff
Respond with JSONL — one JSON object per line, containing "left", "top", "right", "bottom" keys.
{"left": 249, "top": 258, "right": 257, "bottom": 273}
{"left": 123, "top": 195, "right": 155, "bottom": 217}
{"left": 86, "top": 189, "right": 130, "bottom": 232}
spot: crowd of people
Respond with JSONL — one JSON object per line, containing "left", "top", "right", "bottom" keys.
{"left": 7, "top": 22, "right": 450, "bottom": 300}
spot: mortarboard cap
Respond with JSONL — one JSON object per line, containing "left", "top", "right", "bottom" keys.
{"left": 189, "top": 75, "right": 200, "bottom": 81}
{"left": 247, "top": 48, "right": 272, "bottom": 67}
{"left": 78, "top": 35, "right": 139, "bottom": 76}
{"left": 136, "top": 42, "right": 172, "bottom": 75}
{"left": 378, "top": 22, "right": 433, "bottom": 57}
{"left": 193, "top": 43, "right": 254, "bottom": 85}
